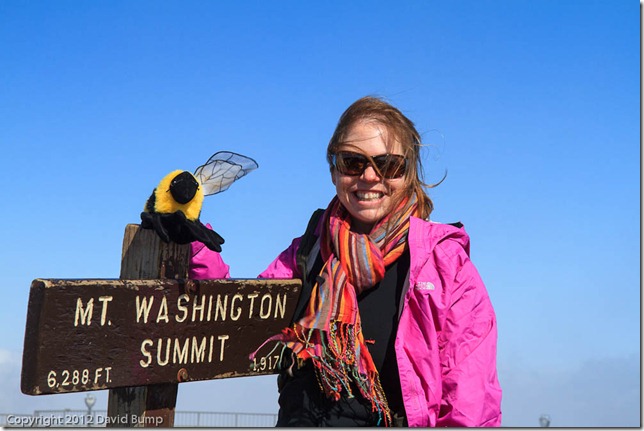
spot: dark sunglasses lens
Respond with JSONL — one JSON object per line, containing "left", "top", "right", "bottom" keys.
{"left": 336, "top": 154, "right": 367, "bottom": 175}
{"left": 375, "top": 155, "right": 406, "bottom": 179}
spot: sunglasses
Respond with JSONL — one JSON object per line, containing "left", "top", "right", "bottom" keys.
{"left": 332, "top": 151, "right": 407, "bottom": 179}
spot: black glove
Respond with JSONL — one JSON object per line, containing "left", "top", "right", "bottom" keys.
{"left": 140, "top": 210, "right": 225, "bottom": 253}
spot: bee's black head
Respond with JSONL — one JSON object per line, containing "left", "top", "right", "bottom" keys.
{"left": 169, "top": 171, "right": 199, "bottom": 204}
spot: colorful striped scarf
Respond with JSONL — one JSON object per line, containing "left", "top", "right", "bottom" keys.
{"left": 256, "top": 194, "right": 418, "bottom": 426}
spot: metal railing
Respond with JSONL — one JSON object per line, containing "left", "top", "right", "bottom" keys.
{"left": 1, "top": 410, "right": 278, "bottom": 427}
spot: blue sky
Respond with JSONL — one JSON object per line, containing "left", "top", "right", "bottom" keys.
{"left": 0, "top": 0, "right": 639, "bottom": 427}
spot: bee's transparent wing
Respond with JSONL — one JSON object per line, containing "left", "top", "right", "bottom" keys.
{"left": 194, "top": 151, "right": 259, "bottom": 196}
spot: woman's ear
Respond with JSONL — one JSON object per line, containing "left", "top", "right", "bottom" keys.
{"left": 330, "top": 167, "right": 337, "bottom": 186}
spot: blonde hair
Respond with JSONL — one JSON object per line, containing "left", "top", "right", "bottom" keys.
{"left": 326, "top": 96, "right": 437, "bottom": 220}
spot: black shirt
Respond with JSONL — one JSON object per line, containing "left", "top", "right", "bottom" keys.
{"left": 358, "top": 248, "right": 409, "bottom": 417}
{"left": 299, "top": 248, "right": 410, "bottom": 418}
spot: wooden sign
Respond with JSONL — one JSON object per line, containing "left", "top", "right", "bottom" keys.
{"left": 21, "top": 277, "right": 300, "bottom": 396}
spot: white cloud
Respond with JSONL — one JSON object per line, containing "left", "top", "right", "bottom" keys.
{"left": 500, "top": 353, "right": 640, "bottom": 427}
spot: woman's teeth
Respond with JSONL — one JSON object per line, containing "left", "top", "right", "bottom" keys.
{"left": 355, "top": 191, "right": 383, "bottom": 201}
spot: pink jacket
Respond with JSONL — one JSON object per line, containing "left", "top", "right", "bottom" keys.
{"left": 189, "top": 223, "right": 231, "bottom": 279}
{"left": 190, "top": 217, "right": 502, "bottom": 427}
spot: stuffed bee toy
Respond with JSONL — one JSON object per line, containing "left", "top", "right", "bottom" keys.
{"left": 140, "top": 151, "right": 259, "bottom": 252}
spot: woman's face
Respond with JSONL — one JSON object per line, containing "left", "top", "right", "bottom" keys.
{"left": 331, "top": 121, "right": 406, "bottom": 233}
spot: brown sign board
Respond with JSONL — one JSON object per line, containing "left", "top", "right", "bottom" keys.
{"left": 21, "top": 278, "right": 301, "bottom": 396}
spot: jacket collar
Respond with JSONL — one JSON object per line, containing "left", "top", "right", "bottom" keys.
{"left": 408, "top": 216, "right": 470, "bottom": 281}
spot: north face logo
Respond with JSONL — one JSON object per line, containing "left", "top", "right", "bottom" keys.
{"left": 415, "top": 282, "right": 435, "bottom": 291}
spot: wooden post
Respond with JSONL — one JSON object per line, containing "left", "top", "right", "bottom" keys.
{"left": 107, "top": 224, "right": 190, "bottom": 427}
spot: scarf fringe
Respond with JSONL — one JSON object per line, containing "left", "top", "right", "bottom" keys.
{"left": 256, "top": 322, "right": 392, "bottom": 426}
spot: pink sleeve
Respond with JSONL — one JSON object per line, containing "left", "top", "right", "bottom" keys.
{"left": 436, "top": 248, "right": 503, "bottom": 427}
{"left": 188, "top": 224, "right": 230, "bottom": 279}
{"left": 258, "top": 237, "right": 302, "bottom": 279}
{"left": 189, "top": 243, "right": 230, "bottom": 279}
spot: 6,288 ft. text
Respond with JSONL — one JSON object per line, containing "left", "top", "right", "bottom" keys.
{"left": 46, "top": 367, "right": 112, "bottom": 389}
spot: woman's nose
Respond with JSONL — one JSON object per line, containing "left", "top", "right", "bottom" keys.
{"left": 361, "top": 164, "right": 381, "bottom": 182}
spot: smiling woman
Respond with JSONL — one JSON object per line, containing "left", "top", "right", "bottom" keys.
{"left": 329, "top": 121, "right": 408, "bottom": 234}
{"left": 191, "top": 96, "right": 503, "bottom": 427}
{"left": 325, "top": 96, "right": 436, "bottom": 232}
